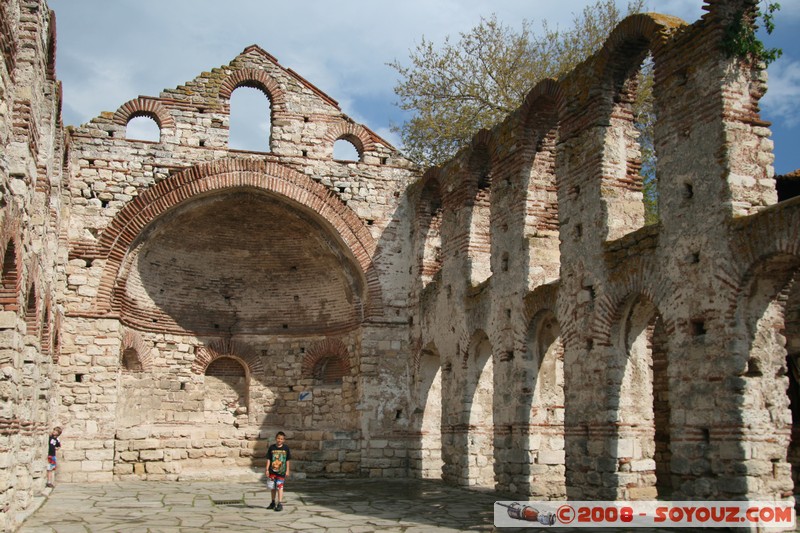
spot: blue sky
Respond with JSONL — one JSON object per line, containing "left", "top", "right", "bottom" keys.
{"left": 47, "top": 0, "right": 799, "bottom": 175}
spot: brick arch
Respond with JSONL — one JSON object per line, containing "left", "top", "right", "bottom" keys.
{"left": 721, "top": 203, "right": 800, "bottom": 323}
{"left": 0, "top": 207, "right": 23, "bottom": 313}
{"left": 460, "top": 328, "right": 498, "bottom": 370}
{"left": 324, "top": 122, "right": 377, "bottom": 159}
{"left": 120, "top": 328, "right": 153, "bottom": 372}
{"left": 413, "top": 171, "right": 444, "bottom": 285}
{"left": 193, "top": 338, "right": 263, "bottom": 377}
{"left": 598, "top": 13, "right": 686, "bottom": 78}
{"left": 522, "top": 283, "right": 559, "bottom": 327}
{"left": 0, "top": 238, "right": 21, "bottom": 312}
{"left": 219, "top": 68, "right": 286, "bottom": 112}
{"left": 517, "top": 78, "right": 565, "bottom": 143}
{"left": 46, "top": 9, "right": 56, "bottom": 82}
{"left": 24, "top": 280, "right": 38, "bottom": 337}
{"left": 412, "top": 340, "right": 441, "bottom": 379}
{"left": 112, "top": 97, "right": 175, "bottom": 130}
{"left": 40, "top": 297, "right": 53, "bottom": 357}
{"left": 301, "top": 337, "right": 350, "bottom": 378}
{"left": 52, "top": 309, "right": 62, "bottom": 363}
{"left": 590, "top": 262, "right": 677, "bottom": 349}
{"left": 92, "top": 159, "right": 383, "bottom": 319}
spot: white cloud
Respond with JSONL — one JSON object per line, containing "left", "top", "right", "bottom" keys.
{"left": 763, "top": 58, "right": 800, "bottom": 128}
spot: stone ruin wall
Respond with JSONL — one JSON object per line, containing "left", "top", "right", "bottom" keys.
{"left": 56, "top": 43, "right": 419, "bottom": 486}
{"left": 0, "top": 0, "right": 64, "bottom": 529}
{"left": 2, "top": 0, "right": 800, "bottom": 530}
{"left": 406, "top": 0, "right": 799, "bottom": 505}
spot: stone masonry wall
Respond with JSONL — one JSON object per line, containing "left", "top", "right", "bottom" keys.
{"left": 406, "top": 0, "right": 800, "bottom": 507}
{"left": 1, "top": 1, "right": 799, "bottom": 531}
{"left": 0, "top": 0, "right": 64, "bottom": 530}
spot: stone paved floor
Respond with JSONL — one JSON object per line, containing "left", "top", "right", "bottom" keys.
{"left": 17, "top": 477, "right": 780, "bottom": 532}
{"left": 18, "top": 478, "right": 503, "bottom": 532}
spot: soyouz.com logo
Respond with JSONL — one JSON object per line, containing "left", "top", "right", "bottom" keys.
{"left": 494, "top": 501, "right": 796, "bottom": 528}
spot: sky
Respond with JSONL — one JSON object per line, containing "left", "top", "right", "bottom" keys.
{"left": 47, "top": 0, "right": 800, "bottom": 174}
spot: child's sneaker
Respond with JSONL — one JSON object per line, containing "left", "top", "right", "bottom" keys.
{"left": 267, "top": 501, "right": 275, "bottom": 510}
{"left": 275, "top": 502, "right": 283, "bottom": 512}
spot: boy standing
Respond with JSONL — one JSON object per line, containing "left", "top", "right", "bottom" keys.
{"left": 265, "top": 431, "right": 291, "bottom": 511}
{"left": 46, "top": 427, "right": 62, "bottom": 488}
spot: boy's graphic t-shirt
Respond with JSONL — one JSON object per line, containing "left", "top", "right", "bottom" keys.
{"left": 267, "top": 444, "right": 291, "bottom": 476}
{"left": 48, "top": 436, "right": 61, "bottom": 457}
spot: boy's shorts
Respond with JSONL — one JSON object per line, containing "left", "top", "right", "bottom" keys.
{"left": 267, "top": 473, "right": 285, "bottom": 490}
{"left": 47, "top": 455, "right": 57, "bottom": 471}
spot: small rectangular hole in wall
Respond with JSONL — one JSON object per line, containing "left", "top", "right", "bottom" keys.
{"left": 303, "top": 116, "right": 309, "bottom": 123}
{"left": 702, "top": 428, "right": 710, "bottom": 443}
{"left": 180, "top": 382, "right": 186, "bottom": 390}
{"left": 338, "top": 187, "right": 346, "bottom": 193}
{"left": 75, "top": 373, "right": 84, "bottom": 382}
{"left": 282, "top": 324, "right": 288, "bottom": 329}
{"left": 395, "top": 409, "right": 403, "bottom": 420}
{"left": 366, "top": 220, "right": 374, "bottom": 226}
{"left": 575, "top": 224, "right": 583, "bottom": 239}
{"left": 380, "top": 157, "right": 388, "bottom": 165}
{"left": 691, "top": 319, "right": 706, "bottom": 336}
{"left": 586, "top": 338, "right": 594, "bottom": 351}
{"left": 300, "top": 347, "right": 305, "bottom": 353}
{"left": 199, "top": 140, "right": 206, "bottom": 147}
{"left": 684, "top": 182, "right": 694, "bottom": 199}
{"left": 302, "top": 150, "right": 308, "bottom": 157}
{"left": 584, "top": 284, "right": 595, "bottom": 300}
{"left": 505, "top": 309, "right": 511, "bottom": 318}
{"left": 690, "top": 252, "right": 700, "bottom": 264}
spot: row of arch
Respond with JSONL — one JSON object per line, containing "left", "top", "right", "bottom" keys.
{"left": 412, "top": 14, "right": 697, "bottom": 287}
{"left": 114, "top": 77, "right": 377, "bottom": 162}
{"left": 120, "top": 332, "right": 351, "bottom": 386}
{"left": 0, "top": 238, "right": 59, "bottom": 360}
{"left": 414, "top": 260, "right": 799, "bottom": 499}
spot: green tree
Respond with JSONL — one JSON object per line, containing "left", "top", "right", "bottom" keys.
{"left": 390, "top": 0, "right": 646, "bottom": 169}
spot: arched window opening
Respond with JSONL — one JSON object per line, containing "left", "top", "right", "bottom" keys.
{"left": 41, "top": 305, "right": 51, "bottom": 356}
{"left": 333, "top": 138, "right": 360, "bottom": 161}
{"left": 468, "top": 148, "right": 492, "bottom": 286}
{"left": 416, "top": 348, "right": 443, "bottom": 479}
{"left": 0, "top": 242, "right": 19, "bottom": 312}
{"left": 204, "top": 356, "right": 248, "bottom": 424}
{"left": 615, "top": 296, "right": 671, "bottom": 499}
{"left": 313, "top": 355, "right": 346, "bottom": 385}
{"left": 739, "top": 256, "right": 799, "bottom": 501}
{"left": 466, "top": 332, "right": 494, "bottom": 488}
{"left": 24, "top": 284, "right": 38, "bottom": 336}
{"left": 604, "top": 46, "right": 659, "bottom": 240}
{"left": 523, "top": 97, "right": 560, "bottom": 286}
{"left": 126, "top": 115, "right": 160, "bottom": 142}
{"left": 520, "top": 310, "right": 566, "bottom": 499}
{"left": 121, "top": 348, "right": 142, "bottom": 372}
{"left": 635, "top": 55, "right": 657, "bottom": 225}
{"left": 417, "top": 179, "right": 443, "bottom": 287}
{"left": 229, "top": 86, "right": 271, "bottom": 152}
